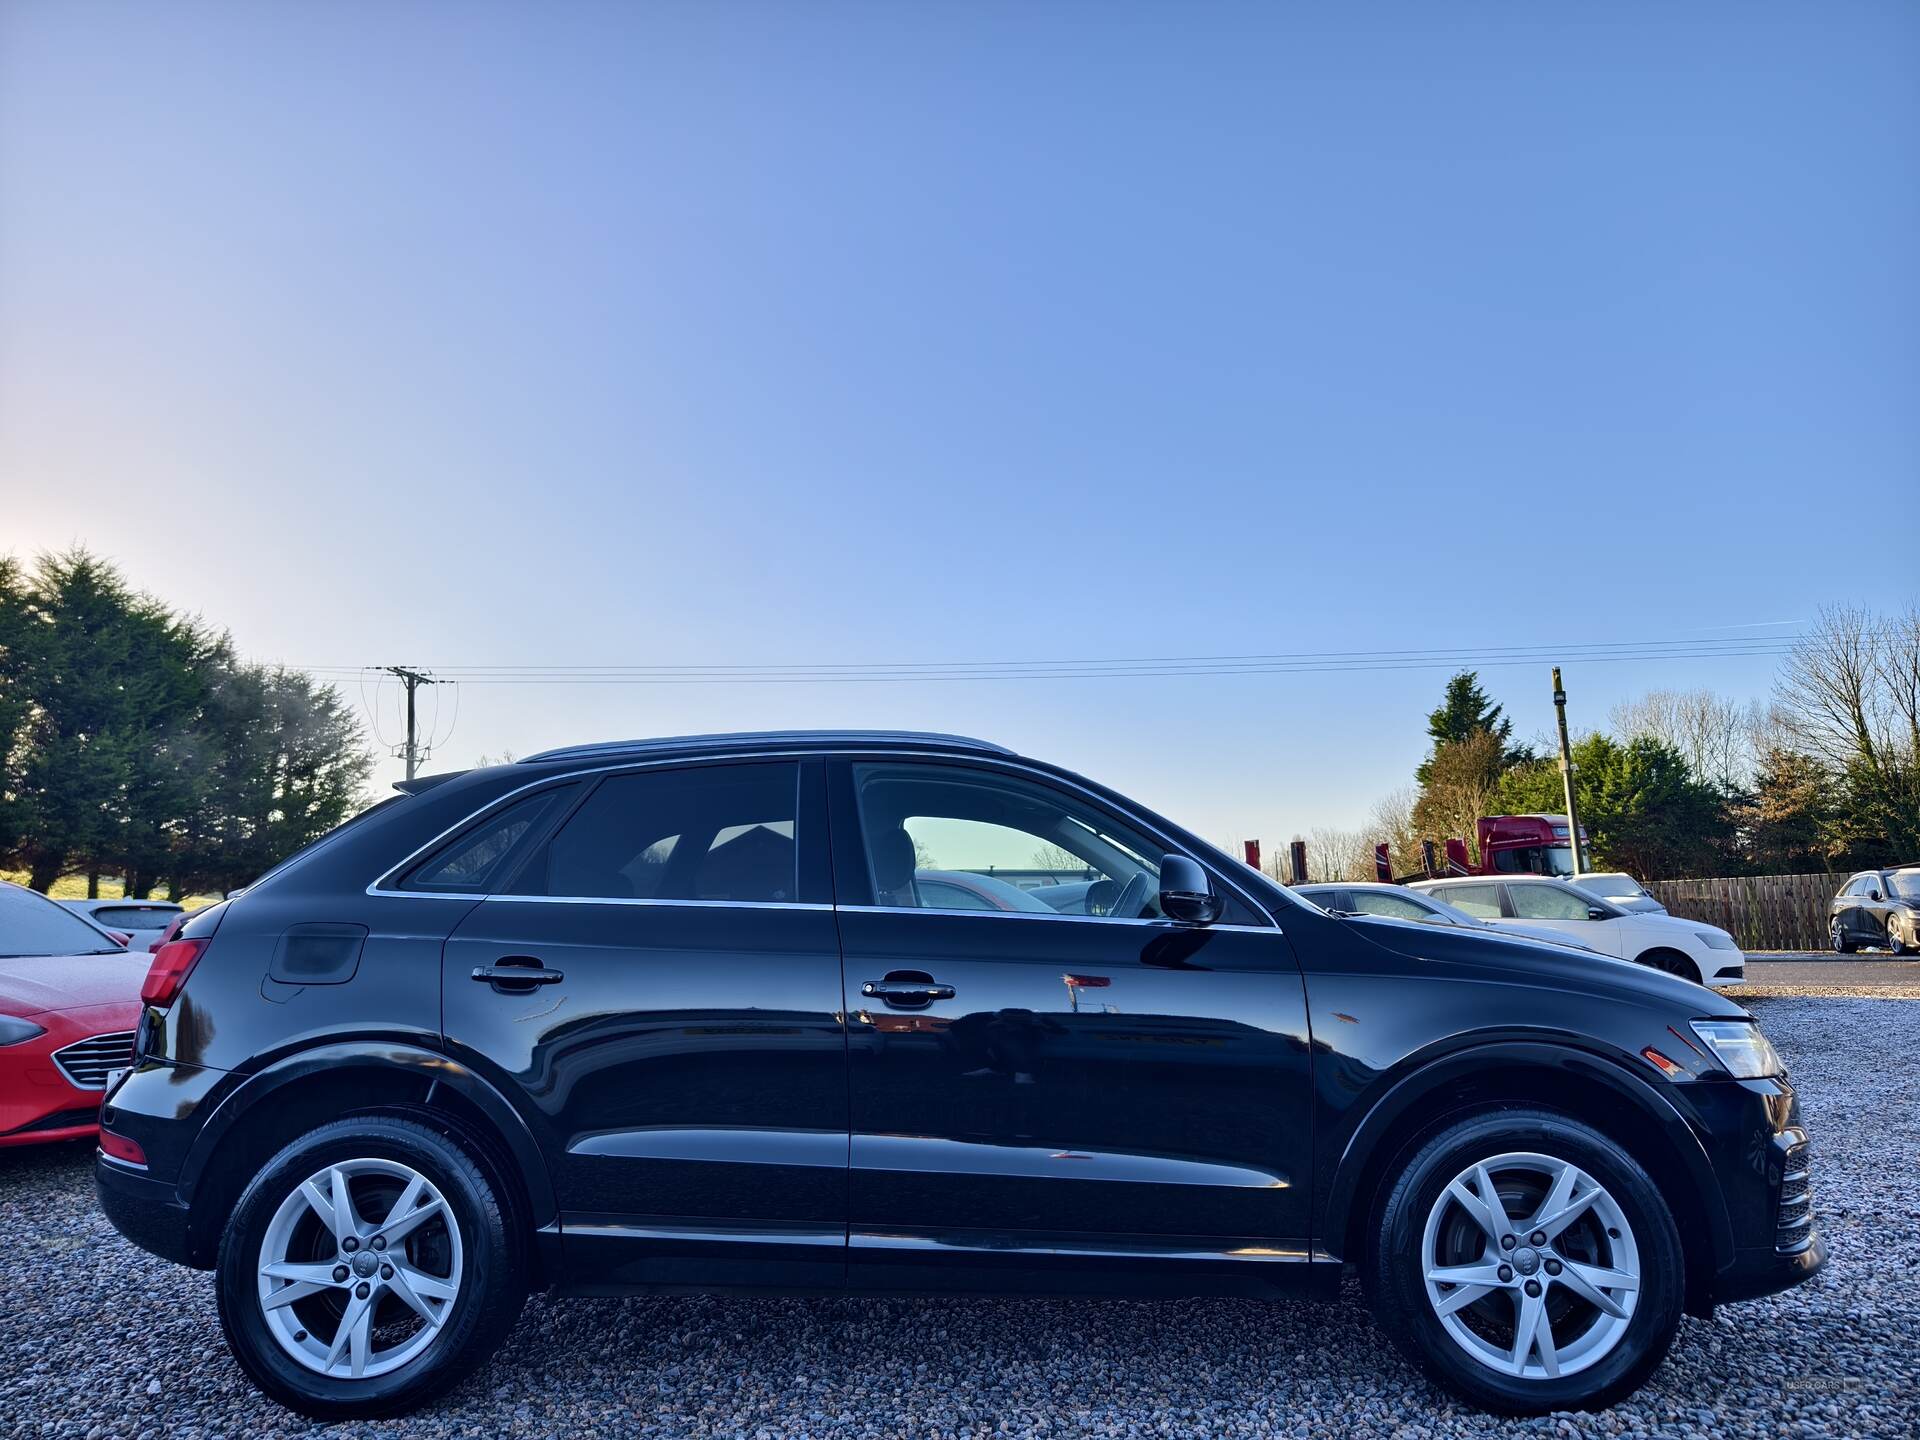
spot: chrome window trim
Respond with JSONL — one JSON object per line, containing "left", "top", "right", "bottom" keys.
{"left": 363, "top": 746, "right": 1280, "bottom": 928}
{"left": 835, "top": 903, "right": 1278, "bottom": 935}
{"left": 476, "top": 894, "right": 833, "bottom": 912}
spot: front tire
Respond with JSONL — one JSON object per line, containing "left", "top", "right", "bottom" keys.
{"left": 215, "top": 1115, "right": 525, "bottom": 1419}
{"left": 1636, "top": 948, "right": 1701, "bottom": 984}
{"left": 1364, "top": 1108, "right": 1684, "bottom": 1414}
{"left": 1889, "top": 916, "right": 1915, "bottom": 957}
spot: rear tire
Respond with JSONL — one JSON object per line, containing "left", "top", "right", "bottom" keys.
{"left": 1363, "top": 1108, "right": 1684, "bottom": 1415}
{"left": 215, "top": 1115, "right": 525, "bottom": 1419}
{"left": 1831, "top": 919, "right": 1856, "bottom": 954}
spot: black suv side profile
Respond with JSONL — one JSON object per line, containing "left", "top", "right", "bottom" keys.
{"left": 96, "top": 732, "right": 1823, "bottom": 1418}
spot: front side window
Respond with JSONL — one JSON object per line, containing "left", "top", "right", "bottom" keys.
{"left": 1509, "top": 883, "right": 1597, "bottom": 921}
{"left": 1438, "top": 883, "right": 1502, "bottom": 919}
{"left": 1350, "top": 890, "right": 1439, "bottom": 922}
{"left": 852, "top": 762, "right": 1167, "bottom": 918}
{"left": 535, "top": 763, "right": 798, "bottom": 903}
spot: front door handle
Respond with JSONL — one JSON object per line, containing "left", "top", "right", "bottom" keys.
{"left": 861, "top": 973, "right": 956, "bottom": 1009}
{"left": 471, "top": 958, "right": 564, "bottom": 993}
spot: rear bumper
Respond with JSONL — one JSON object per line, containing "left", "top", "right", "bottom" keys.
{"left": 95, "top": 1155, "right": 199, "bottom": 1268}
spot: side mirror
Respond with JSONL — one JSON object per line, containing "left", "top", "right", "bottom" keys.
{"left": 1868, "top": 890, "right": 1883, "bottom": 902}
{"left": 1587, "top": 906, "right": 1609, "bottom": 921}
{"left": 1159, "top": 855, "right": 1222, "bottom": 926}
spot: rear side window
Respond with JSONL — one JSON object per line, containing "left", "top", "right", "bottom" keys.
{"left": 530, "top": 763, "right": 799, "bottom": 903}
{"left": 404, "top": 787, "right": 577, "bottom": 893}
{"left": 1439, "top": 883, "right": 1503, "bottom": 919}
{"left": 1509, "top": 884, "right": 1594, "bottom": 921}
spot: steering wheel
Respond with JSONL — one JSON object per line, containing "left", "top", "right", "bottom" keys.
{"left": 1107, "top": 870, "right": 1154, "bottom": 921}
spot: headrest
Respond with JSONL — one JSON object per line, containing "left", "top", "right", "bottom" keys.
{"left": 871, "top": 827, "right": 918, "bottom": 893}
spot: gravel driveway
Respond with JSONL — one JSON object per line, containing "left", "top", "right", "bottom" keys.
{"left": 5, "top": 995, "right": 1916, "bottom": 1440}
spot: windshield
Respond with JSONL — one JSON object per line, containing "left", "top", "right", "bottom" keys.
{"left": 1580, "top": 873, "right": 1646, "bottom": 900}
{"left": 1890, "top": 872, "right": 1920, "bottom": 901}
{"left": 0, "top": 884, "right": 126, "bottom": 956}
{"left": 1544, "top": 846, "right": 1579, "bottom": 877}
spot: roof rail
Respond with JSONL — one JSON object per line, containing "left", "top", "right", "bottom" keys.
{"left": 518, "top": 730, "right": 1014, "bottom": 765}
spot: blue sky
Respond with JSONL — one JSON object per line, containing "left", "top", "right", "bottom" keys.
{"left": 2, "top": 2, "right": 1915, "bottom": 847}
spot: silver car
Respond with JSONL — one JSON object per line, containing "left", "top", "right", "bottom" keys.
{"left": 1295, "top": 881, "right": 1603, "bottom": 953}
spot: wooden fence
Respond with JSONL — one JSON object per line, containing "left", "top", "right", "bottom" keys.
{"left": 1642, "top": 873, "right": 1837, "bottom": 951}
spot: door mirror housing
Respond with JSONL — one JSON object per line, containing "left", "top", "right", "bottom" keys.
{"left": 1868, "top": 889, "right": 1883, "bottom": 902}
{"left": 1587, "top": 906, "right": 1609, "bottom": 921}
{"left": 1159, "top": 855, "right": 1221, "bottom": 926}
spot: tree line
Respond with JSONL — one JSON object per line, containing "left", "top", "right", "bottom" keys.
{"left": 1295, "top": 604, "right": 1920, "bottom": 884}
{"left": 0, "top": 550, "right": 373, "bottom": 898}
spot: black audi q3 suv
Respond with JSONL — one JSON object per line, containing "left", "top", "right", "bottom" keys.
{"left": 96, "top": 731, "right": 1822, "bottom": 1418}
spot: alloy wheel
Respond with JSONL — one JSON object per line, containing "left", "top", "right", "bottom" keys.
{"left": 1421, "top": 1151, "right": 1640, "bottom": 1380}
{"left": 256, "top": 1158, "right": 464, "bottom": 1380}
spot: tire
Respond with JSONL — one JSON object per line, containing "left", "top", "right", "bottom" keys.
{"left": 1830, "top": 918, "right": 1856, "bottom": 954}
{"left": 215, "top": 1115, "right": 526, "bottom": 1419}
{"left": 1890, "top": 916, "right": 1915, "bottom": 957}
{"left": 1363, "top": 1108, "right": 1684, "bottom": 1415}
{"left": 1635, "top": 948, "right": 1701, "bottom": 984}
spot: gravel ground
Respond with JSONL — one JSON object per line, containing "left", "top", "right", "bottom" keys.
{"left": 4, "top": 995, "right": 1916, "bottom": 1440}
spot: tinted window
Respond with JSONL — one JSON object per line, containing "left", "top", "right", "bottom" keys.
{"left": 915, "top": 877, "right": 997, "bottom": 911}
{"left": 1350, "top": 890, "right": 1439, "bottom": 922}
{"left": 540, "top": 763, "right": 798, "bottom": 903}
{"left": 853, "top": 762, "right": 1166, "bottom": 918}
{"left": 1438, "top": 883, "right": 1502, "bottom": 919}
{"left": 1509, "top": 883, "right": 1596, "bottom": 921}
{"left": 0, "top": 885, "right": 127, "bottom": 955}
{"left": 92, "top": 905, "right": 183, "bottom": 928}
{"left": 406, "top": 787, "right": 576, "bottom": 892}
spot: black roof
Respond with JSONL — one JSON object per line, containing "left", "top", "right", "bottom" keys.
{"left": 517, "top": 730, "right": 1014, "bottom": 766}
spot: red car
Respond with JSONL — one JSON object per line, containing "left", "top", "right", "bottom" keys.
{"left": 1, "top": 880, "right": 147, "bottom": 1147}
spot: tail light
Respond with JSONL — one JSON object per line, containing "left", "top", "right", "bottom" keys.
{"left": 141, "top": 938, "right": 208, "bottom": 1006}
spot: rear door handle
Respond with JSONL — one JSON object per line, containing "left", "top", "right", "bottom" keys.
{"left": 471, "top": 959, "right": 564, "bottom": 992}
{"left": 861, "top": 975, "right": 956, "bottom": 1009}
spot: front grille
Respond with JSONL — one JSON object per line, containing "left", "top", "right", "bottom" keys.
{"left": 1776, "top": 1137, "right": 1813, "bottom": 1253}
{"left": 50, "top": 1031, "right": 136, "bottom": 1090}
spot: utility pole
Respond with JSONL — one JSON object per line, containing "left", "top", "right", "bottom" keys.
{"left": 382, "top": 667, "right": 436, "bottom": 781}
{"left": 1551, "top": 666, "right": 1586, "bottom": 875}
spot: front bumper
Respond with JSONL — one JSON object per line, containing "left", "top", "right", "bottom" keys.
{"left": 0, "top": 1002, "right": 139, "bottom": 1148}
{"left": 1714, "top": 1230, "right": 1827, "bottom": 1304}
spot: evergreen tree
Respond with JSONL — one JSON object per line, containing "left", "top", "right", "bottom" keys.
{"left": 1416, "top": 671, "right": 1525, "bottom": 785}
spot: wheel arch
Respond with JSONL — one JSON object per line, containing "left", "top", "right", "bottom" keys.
{"left": 1631, "top": 947, "right": 1703, "bottom": 984}
{"left": 177, "top": 1042, "right": 557, "bottom": 1272}
{"left": 1323, "top": 1043, "right": 1733, "bottom": 1315}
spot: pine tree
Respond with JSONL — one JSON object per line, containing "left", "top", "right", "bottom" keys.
{"left": 1416, "top": 671, "right": 1523, "bottom": 785}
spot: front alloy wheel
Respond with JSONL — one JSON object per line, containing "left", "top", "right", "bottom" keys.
{"left": 1890, "top": 916, "right": 1915, "bottom": 957}
{"left": 1422, "top": 1153, "right": 1638, "bottom": 1379}
{"left": 1366, "top": 1109, "right": 1683, "bottom": 1414}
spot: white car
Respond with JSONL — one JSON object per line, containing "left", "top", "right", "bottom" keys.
{"left": 1294, "top": 882, "right": 1605, "bottom": 954}
{"left": 56, "top": 898, "right": 184, "bottom": 952}
{"left": 1571, "top": 871, "right": 1668, "bottom": 915}
{"left": 1411, "top": 875, "right": 1745, "bottom": 986}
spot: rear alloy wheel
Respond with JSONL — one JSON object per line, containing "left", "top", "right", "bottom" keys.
{"left": 1831, "top": 918, "right": 1855, "bottom": 954}
{"left": 1366, "top": 1109, "right": 1683, "bottom": 1414}
{"left": 217, "top": 1115, "right": 524, "bottom": 1419}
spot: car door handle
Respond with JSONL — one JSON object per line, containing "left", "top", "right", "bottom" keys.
{"left": 861, "top": 974, "right": 956, "bottom": 1009}
{"left": 471, "top": 959, "right": 564, "bottom": 992}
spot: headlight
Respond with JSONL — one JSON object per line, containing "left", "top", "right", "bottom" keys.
{"left": 0, "top": 1015, "right": 48, "bottom": 1047}
{"left": 1693, "top": 928, "right": 1740, "bottom": 951}
{"left": 1690, "top": 1019, "right": 1784, "bottom": 1078}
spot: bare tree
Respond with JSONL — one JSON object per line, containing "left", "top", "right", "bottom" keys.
{"left": 1411, "top": 730, "right": 1503, "bottom": 864}
{"left": 1609, "top": 689, "right": 1764, "bottom": 793}
{"left": 1366, "top": 785, "right": 1422, "bottom": 878}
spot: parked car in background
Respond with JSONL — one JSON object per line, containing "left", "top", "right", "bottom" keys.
{"left": 97, "top": 731, "right": 1817, "bottom": 1418}
{"left": 1295, "top": 882, "right": 1605, "bottom": 954}
{"left": 1412, "top": 875, "right": 1745, "bottom": 986}
{"left": 1829, "top": 867, "right": 1920, "bottom": 955}
{"left": 59, "top": 898, "right": 184, "bottom": 952}
{"left": 1, "top": 880, "right": 146, "bottom": 1148}
{"left": 911, "top": 869, "right": 1057, "bottom": 913}
{"left": 1571, "top": 872, "right": 1667, "bottom": 915}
